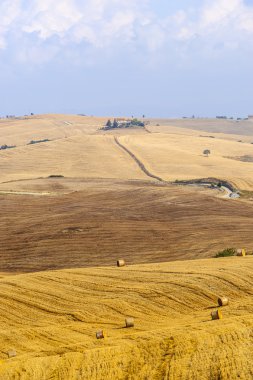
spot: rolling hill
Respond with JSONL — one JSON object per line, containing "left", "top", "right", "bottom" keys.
{"left": 0, "top": 179, "right": 253, "bottom": 273}
{"left": 1, "top": 114, "right": 253, "bottom": 379}
{"left": 1, "top": 257, "right": 253, "bottom": 379}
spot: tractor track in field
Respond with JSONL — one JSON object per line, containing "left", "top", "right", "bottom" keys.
{"left": 114, "top": 136, "right": 163, "bottom": 182}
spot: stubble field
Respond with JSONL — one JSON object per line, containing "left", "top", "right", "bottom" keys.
{"left": 1, "top": 114, "right": 253, "bottom": 379}
{"left": 1, "top": 258, "right": 253, "bottom": 379}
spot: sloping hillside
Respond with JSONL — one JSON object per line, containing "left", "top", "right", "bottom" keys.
{"left": 0, "top": 114, "right": 105, "bottom": 146}
{"left": 1, "top": 257, "right": 253, "bottom": 379}
{"left": 1, "top": 179, "right": 253, "bottom": 273}
{"left": 0, "top": 135, "right": 149, "bottom": 183}
{"left": 119, "top": 134, "right": 253, "bottom": 190}
{"left": 148, "top": 117, "right": 253, "bottom": 136}
{"left": 2, "top": 114, "right": 253, "bottom": 190}
{"left": 1, "top": 114, "right": 253, "bottom": 378}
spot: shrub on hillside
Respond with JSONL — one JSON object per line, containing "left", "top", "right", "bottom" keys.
{"left": 0, "top": 144, "right": 16, "bottom": 150}
{"left": 28, "top": 139, "right": 50, "bottom": 145}
{"left": 215, "top": 247, "right": 236, "bottom": 258}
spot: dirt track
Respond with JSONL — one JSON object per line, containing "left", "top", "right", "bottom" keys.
{"left": 114, "top": 137, "right": 163, "bottom": 182}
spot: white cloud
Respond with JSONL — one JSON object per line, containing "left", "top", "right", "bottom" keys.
{"left": 238, "top": 6, "right": 253, "bottom": 32}
{"left": 22, "top": 1, "right": 83, "bottom": 39}
{"left": 200, "top": 0, "right": 241, "bottom": 27}
{"left": 1, "top": 0, "right": 253, "bottom": 63}
{"left": 0, "top": 0, "right": 153, "bottom": 63}
{"left": 0, "top": 0, "right": 21, "bottom": 48}
{"left": 175, "top": 0, "right": 253, "bottom": 43}
{"left": 21, "top": 0, "right": 150, "bottom": 47}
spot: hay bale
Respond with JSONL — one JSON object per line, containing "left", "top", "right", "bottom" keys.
{"left": 96, "top": 330, "right": 104, "bottom": 339}
{"left": 125, "top": 317, "right": 134, "bottom": 328}
{"left": 218, "top": 296, "right": 229, "bottom": 307}
{"left": 7, "top": 350, "right": 16, "bottom": 358}
{"left": 237, "top": 249, "right": 246, "bottom": 257}
{"left": 211, "top": 310, "right": 222, "bottom": 320}
{"left": 117, "top": 259, "right": 126, "bottom": 267}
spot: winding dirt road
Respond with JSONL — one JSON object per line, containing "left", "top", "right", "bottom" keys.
{"left": 114, "top": 136, "right": 163, "bottom": 182}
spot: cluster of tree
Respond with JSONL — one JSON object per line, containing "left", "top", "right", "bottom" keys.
{"left": 130, "top": 118, "right": 145, "bottom": 127}
{"left": 216, "top": 116, "right": 235, "bottom": 120}
{"left": 0, "top": 144, "right": 16, "bottom": 150}
{"left": 5, "top": 113, "right": 34, "bottom": 119}
{"left": 103, "top": 118, "right": 145, "bottom": 130}
{"left": 28, "top": 139, "right": 50, "bottom": 145}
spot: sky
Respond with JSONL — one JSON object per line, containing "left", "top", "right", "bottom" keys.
{"left": 0, "top": 0, "right": 253, "bottom": 118}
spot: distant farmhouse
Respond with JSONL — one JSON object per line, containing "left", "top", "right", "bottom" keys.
{"left": 102, "top": 118, "right": 145, "bottom": 131}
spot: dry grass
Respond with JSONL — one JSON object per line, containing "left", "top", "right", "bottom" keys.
{"left": 0, "top": 179, "right": 253, "bottom": 273}
{"left": 2, "top": 114, "right": 253, "bottom": 378}
{"left": 2, "top": 114, "right": 253, "bottom": 190}
{"left": 148, "top": 117, "right": 253, "bottom": 137}
{"left": 0, "top": 114, "right": 105, "bottom": 145}
{"left": 0, "top": 134, "right": 148, "bottom": 183}
{"left": 119, "top": 133, "right": 253, "bottom": 190}
{"left": 1, "top": 257, "right": 253, "bottom": 379}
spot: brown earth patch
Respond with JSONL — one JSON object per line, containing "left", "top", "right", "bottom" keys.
{"left": 1, "top": 179, "right": 253, "bottom": 274}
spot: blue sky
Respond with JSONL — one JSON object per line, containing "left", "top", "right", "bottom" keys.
{"left": 0, "top": 0, "right": 253, "bottom": 118}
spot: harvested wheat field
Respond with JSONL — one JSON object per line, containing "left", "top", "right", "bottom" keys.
{"left": 0, "top": 114, "right": 106, "bottom": 146}
{"left": 1, "top": 178, "right": 253, "bottom": 273}
{"left": 1, "top": 257, "right": 253, "bottom": 379}
{"left": 1, "top": 115, "right": 253, "bottom": 272}
{"left": 118, "top": 133, "right": 253, "bottom": 190}
{"left": 148, "top": 117, "right": 253, "bottom": 137}
{"left": 2, "top": 114, "right": 253, "bottom": 378}
{"left": 1, "top": 115, "right": 253, "bottom": 189}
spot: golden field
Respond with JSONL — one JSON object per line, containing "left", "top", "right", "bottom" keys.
{"left": 1, "top": 257, "right": 253, "bottom": 379}
{"left": 118, "top": 133, "right": 253, "bottom": 190}
{"left": 1, "top": 114, "right": 253, "bottom": 379}
{"left": 1, "top": 115, "right": 253, "bottom": 189}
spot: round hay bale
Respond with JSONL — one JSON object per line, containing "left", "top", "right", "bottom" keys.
{"left": 96, "top": 330, "right": 105, "bottom": 339}
{"left": 7, "top": 350, "right": 16, "bottom": 358}
{"left": 237, "top": 249, "right": 246, "bottom": 257}
{"left": 125, "top": 317, "right": 134, "bottom": 328}
{"left": 211, "top": 310, "right": 222, "bottom": 320}
{"left": 117, "top": 259, "right": 126, "bottom": 267}
{"left": 218, "top": 296, "right": 229, "bottom": 307}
